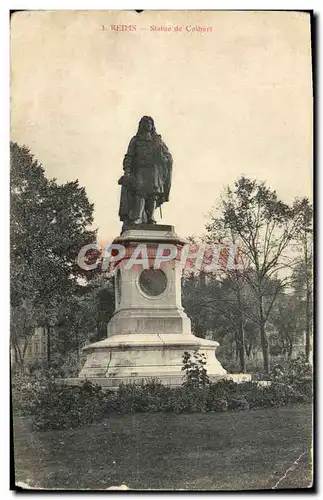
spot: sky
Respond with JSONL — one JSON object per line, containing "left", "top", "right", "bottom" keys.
{"left": 11, "top": 10, "right": 313, "bottom": 241}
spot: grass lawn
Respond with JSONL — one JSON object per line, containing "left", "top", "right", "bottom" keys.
{"left": 13, "top": 405, "right": 312, "bottom": 491}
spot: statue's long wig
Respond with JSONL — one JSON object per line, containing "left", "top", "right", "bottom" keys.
{"left": 137, "top": 116, "right": 158, "bottom": 137}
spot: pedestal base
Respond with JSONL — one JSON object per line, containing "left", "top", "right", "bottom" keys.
{"left": 68, "top": 226, "right": 249, "bottom": 390}
{"left": 75, "top": 332, "right": 227, "bottom": 389}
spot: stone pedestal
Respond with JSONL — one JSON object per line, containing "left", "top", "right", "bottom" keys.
{"left": 77, "top": 225, "right": 227, "bottom": 389}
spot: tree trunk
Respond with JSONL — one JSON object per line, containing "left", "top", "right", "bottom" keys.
{"left": 259, "top": 296, "right": 270, "bottom": 373}
{"left": 234, "top": 330, "right": 239, "bottom": 361}
{"left": 75, "top": 329, "right": 80, "bottom": 363}
{"left": 17, "top": 347, "right": 25, "bottom": 377}
{"left": 46, "top": 325, "right": 51, "bottom": 367}
{"left": 236, "top": 288, "right": 246, "bottom": 373}
{"left": 237, "top": 321, "right": 246, "bottom": 373}
{"left": 11, "top": 336, "right": 29, "bottom": 376}
{"left": 305, "top": 284, "right": 311, "bottom": 362}
{"left": 12, "top": 344, "right": 19, "bottom": 365}
{"left": 245, "top": 341, "right": 252, "bottom": 358}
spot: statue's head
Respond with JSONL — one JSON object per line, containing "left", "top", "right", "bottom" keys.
{"left": 137, "top": 116, "right": 156, "bottom": 135}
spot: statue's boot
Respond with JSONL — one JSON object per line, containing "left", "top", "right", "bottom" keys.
{"left": 130, "top": 196, "right": 145, "bottom": 224}
{"left": 145, "top": 198, "right": 156, "bottom": 224}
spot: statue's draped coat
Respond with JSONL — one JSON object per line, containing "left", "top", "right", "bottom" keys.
{"left": 118, "top": 131, "right": 172, "bottom": 222}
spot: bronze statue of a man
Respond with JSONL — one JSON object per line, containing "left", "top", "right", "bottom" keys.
{"left": 118, "top": 116, "right": 172, "bottom": 229}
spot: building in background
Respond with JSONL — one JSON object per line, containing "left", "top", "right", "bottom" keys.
{"left": 11, "top": 326, "right": 47, "bottom": 367}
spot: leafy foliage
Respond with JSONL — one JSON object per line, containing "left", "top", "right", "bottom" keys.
{"left": 205, "top": 176, "right": 310, "bottom": 373}
{"left": 14, "top": 357, "right": 312, "bottom": 431}
{"left": 51, "top": 275, "right": 115, "bottom": 362}
{"left": 10, "top": 142, "right": 97, "bottom": 371}
{"left": 181, "top": 351, "right": 210, "bottom": 387}
{"left": 32, "top": 380, "right": 108, "bottom": 431}
{"left": 270, "top": 354, "right": 312, "bottom": 403}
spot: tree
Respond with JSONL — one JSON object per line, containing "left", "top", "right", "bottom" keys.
{"left": 182, "top": 269, "right": 246, "bottom": 372}
{"left": 217, "top": 272, "right": 248, "bottom": 373}
{"left": 53, "top": 274, "right": 115, "bottom": 355}
{"left": 182, "top": 271, "right": 217, "bottom": 339}
{"left": 269, "top": 292, "right": 303, "bottom": 359}
{"left": 10, "top": 142, "right": 97, "bottom": 371}
{"left": 10, "top": 299, "right": 38, "bottom": 375}
{"left": 95, "top": 275, "right": 115, "bottom": 341}
{"left": 291, "top": 199, "right": 313, "bottom": 361}
{"left": 206, "top": 176, "right": 305, "bottom": 373}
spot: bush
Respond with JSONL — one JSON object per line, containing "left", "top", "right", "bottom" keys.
{"left": 238, "top": 381, "right": 310, "bottom": 409}
{"left": 115, "top": 380, "right": 209, "bottom": 414}
{"left": 115, "top": 379, "right": 172, "bottom": 413}
{"left": 11, "top": 354, "right": 312, "bottom": 431}
{"left": 182, "top": 351, "right": 210, "bottom": 388}
{"left": 11, "top": 369, "right": 55, "bottom": 416}
{"left": 227, "top": 396, "right": 250, "bottom": 411}
{"left": 208, "top": 398, "right": 228, "bottom": 412}
{"left": 270, "top": 355, "right": 312, "bottom": 403}
{"left": 32, "top": 380, "right": 108, "bottom": 431}
{"left": 177, "top": 386, "right": 208, "bottom": 413}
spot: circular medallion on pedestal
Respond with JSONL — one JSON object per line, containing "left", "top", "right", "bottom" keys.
{"left": 138, "top": 269, "right": 167, "bottom": 297}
